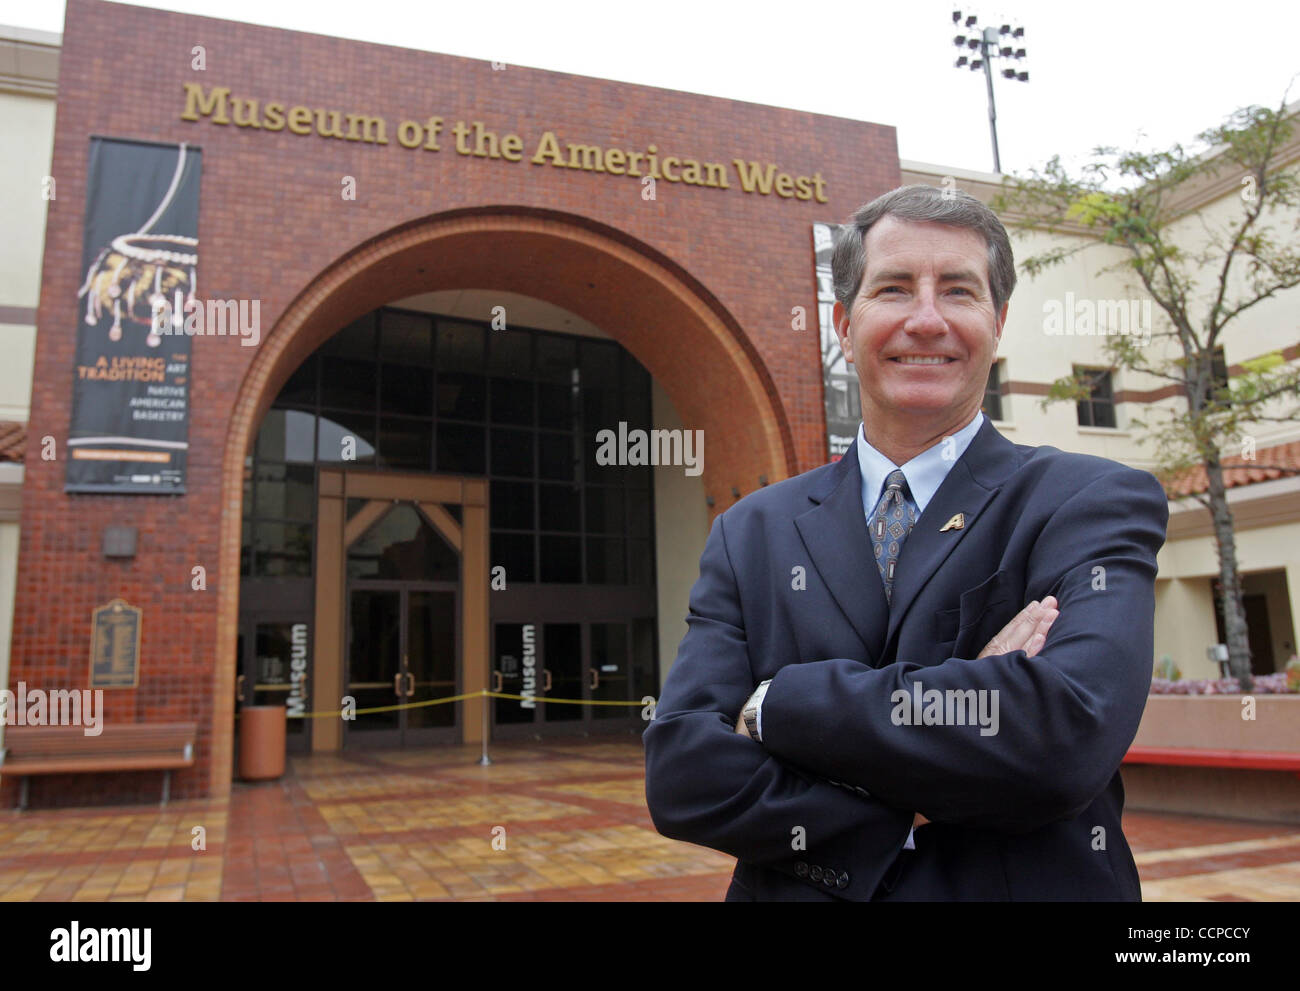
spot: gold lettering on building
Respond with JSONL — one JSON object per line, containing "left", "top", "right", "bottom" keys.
{"left": 179, "top": 83, "right": 827, "bottom": 201}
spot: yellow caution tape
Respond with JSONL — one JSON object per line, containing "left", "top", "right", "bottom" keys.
{"left": 241, "top": 688, "right": 652, "bottom": 720}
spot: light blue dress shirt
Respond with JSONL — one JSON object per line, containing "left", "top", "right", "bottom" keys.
{"left": 858, "top": 411, "right": 985, "bottom": 524}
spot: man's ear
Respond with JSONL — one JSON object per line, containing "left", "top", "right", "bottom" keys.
{"left": 833, "top": 300, "right": 853, "bottom": 363}
{"left": 994, "top": 302, "right": 1008, "bottom": 348}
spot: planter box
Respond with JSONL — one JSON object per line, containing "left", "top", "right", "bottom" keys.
{"left": 1133, "top": 695, "right": 1300, "bottom": 753}
{"left": 1123, "top": 695, "right": 1300, "bottom": 824}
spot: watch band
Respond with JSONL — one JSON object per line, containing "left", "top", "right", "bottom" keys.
{"left": 742, "top": 679, "right": 772, "bottom": 741}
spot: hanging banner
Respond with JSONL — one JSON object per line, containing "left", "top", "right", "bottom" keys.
{"left": 813, "top": 222, "right": 858, "bottom": 461}
{"left": 67, "top": 137, "right": 201, "bottom": 493}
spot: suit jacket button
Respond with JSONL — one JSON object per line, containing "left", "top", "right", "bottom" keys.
{"left": 809, "top": 865, "right": 823, "bottom": 882}
{"left": 837, "top": 872, "right": 850, "bottom": 889}
{"left": 794, "top": 861, "right": 808, "bottom": 878}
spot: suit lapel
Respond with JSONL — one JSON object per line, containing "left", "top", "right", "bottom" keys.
{"left": 884, "top": 417, "right": 1023, "bottom": 650}
{"left": 795, "top": 441, "right": 890, "bottom": 664}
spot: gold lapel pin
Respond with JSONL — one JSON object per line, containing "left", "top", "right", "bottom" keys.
{"left": 939, "top": 513, "right": 965, "bottom": 532}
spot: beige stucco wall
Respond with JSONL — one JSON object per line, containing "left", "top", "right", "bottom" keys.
{"left": 0, "top": 43, "right": 56, "bottom": 748}
{"left": 652, "top": 378, "right": 708, "bottom": 689}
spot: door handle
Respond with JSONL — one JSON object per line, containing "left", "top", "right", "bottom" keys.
{"left": 492, "top": 671, "right": 503, "bottom": 693}
{"left": 543, "top": 669, "right": 552, "bottom": 692}
{"left": 404, "top": 672, "right": 415, "bottom": 696}
{"left": 236, "top": 674, "right": 245, "bottom": 703}
{"left": 589, "top": 668, "right": 599, "bottom": 690}
{"left": 393, "top": 672, "right": 403, "bottom": 697}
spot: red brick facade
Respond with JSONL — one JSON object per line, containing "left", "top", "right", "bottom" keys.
{"left": 5, "top": 0, "right": 899, "bottom": 806}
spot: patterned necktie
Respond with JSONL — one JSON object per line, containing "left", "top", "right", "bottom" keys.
{"left": 870, "top": 469, "right": 916, "bottom": 605}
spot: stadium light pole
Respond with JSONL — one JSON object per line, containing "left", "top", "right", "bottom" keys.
{"left": 951, "top": 11, "right": 1029, "bottom": 173}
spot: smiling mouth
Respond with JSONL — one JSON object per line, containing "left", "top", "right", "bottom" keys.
{"left": 890, "top": 356, "right": 956, "bottom": 365}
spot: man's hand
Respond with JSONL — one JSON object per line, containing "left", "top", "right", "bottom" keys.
{"left": 735, "top": 710, "right": 751, "bottom": 736}
{"left": 977, "top": 596, "right": 1058, "bottom": 659}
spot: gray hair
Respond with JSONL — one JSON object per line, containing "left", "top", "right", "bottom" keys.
{"left": 831, "top": 184, "right": 1017, "bottom": 314}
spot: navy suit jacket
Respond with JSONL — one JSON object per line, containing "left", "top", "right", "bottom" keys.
{"left": 643, "top": 417, "right": 1169, "bottom": 900}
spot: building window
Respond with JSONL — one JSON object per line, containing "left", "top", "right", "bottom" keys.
{"left": 1198, "top": 346, "right": 1231, "bottom": 407}
{"left": 982, "top": 361, "right": 1003, "bottom": 421}
{"left": 244, "top": 307, "right": 655, "bottom": 587}
{"left": 1075, "top": 366, "right": 1117, "bottom": 428}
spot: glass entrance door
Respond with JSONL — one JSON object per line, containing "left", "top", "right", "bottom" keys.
{"left": 490, "top": 619, "right": 657, "bottom": 737}
{"left": 346, "top": 584, "right": 458, "bottom": 748}
{"left": 236, "top": 596, "right": 313, "bottom": 757}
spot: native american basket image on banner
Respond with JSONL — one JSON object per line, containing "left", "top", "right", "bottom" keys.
{"left": 78, "top": 233, "right": 198, "bottom": 347}
{"left": 66, "top": 138, "right": 201, "bottom": 494}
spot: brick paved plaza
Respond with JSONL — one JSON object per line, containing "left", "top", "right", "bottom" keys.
{"left": 1, "top": 738, "right": 1296, "bottom": 901}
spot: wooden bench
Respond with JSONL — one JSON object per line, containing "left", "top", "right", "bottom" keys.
{"left": 1124, "top": 745, "right": 1300, "bottom": 778}
{"left": 0, "top": 722, "right": 197, "bottom": 810}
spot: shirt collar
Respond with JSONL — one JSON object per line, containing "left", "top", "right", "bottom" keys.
{"left": 858, "top": 411, "right": 984, "bottom": 517}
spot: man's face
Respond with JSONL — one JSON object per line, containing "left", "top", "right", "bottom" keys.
{"left": 834, "top": 216, "right": 1007, "bottom": 433}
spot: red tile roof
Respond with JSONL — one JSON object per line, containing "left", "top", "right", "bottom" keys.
{"left": 1163, "top": 439, "right": 1300, "bottom": 497}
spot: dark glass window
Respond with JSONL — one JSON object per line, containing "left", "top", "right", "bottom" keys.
{"left": 253, "top": 521, "right": 312, "bottom": 577}
{"left": 536, "top": 335, "right": 576, "bottom": 383}
{"left": 491, "top": 428, "right": 534, "bottom": 478}
{"left": 1198, "top": 346, "right": 1231, "bottom": 407}
{"left": 322, "top": 355, "right": 377, "bottom": 411}
{"left": 491, "top": 480, "right": 535, "bottom": 531}
{"left": 435, "top": 371, "right": 484, "bottom": 420}
{"left": 245, "top": 306, "right": 656, "bottom": 589}
{"left": 586, "top": 486, "right": 624, "bottom": 534}
{"left": 437, "top": 422, "right": 485, "bottom": 474}
{"left": 490, "top": 378, "right": 534, "bottom": 426}
{"left": 318, "top": 409, "right": 377, "bottom": 463}
{"left": 491, "top": 533, "right": 535, "bottom": 584}
{"left": 278, "top": 356, "right": 317, "bottom": 407}
{"left": 378, "top": 417, "right": 433, "bottom": 471}
{"left": 540, "top": 535, "right": 582, "bottom": 583}
{"left": 438, "top": 320, "right": 484, "bottom": 371}
{"left": 983, "top": 362, "right": 1003, "bottom": 421}
{"left": 488, "top": 327, "right": 532, "bottom": 377}
{"left": 380, "top": 310, "right": 433, "bottom": 366}
{"left": 257, "top": 409, "right": 316, "bottom": 464}
{"left": 539, "top": 483, "right": 581, "bottom": 533}
{"left": 381, "top": 363, "right": 433, "bottom": 417}
{"left": 538, "top": 432, "right": 577, "bottom": 481}
{"left": 1075, "top": 367, "right": 1117, "bottom": 428}
{"left": 346, "top": 504, "right": 458, "bottom": 582}
{"left": 255, "top": 463, "right": 315, "bottom": 521}
{"left": 581, "top": 340, "right": 620, "bottom": 386}
{"left": 537, "top": 381, "right": 579, "bottom": 430}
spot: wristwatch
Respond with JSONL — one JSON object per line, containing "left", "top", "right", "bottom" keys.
{"left": 742, "top": 679, "right": 773, "bottom": 741}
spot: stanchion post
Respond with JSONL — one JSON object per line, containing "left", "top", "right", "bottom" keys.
{"left": 478, "top": 689, "right": 493, "bottom": 766}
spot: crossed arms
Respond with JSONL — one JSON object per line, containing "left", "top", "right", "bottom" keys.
{"left": 643, "top": 467, "right": 1167, "bottom": 887}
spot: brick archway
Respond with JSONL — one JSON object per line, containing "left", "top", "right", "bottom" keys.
{"left": 210, "top": 207, "right": 795, "bottom": 795}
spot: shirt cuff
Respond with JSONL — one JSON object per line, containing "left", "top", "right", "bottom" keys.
{"left": 755, "top": 693, "right": 764, "bottom": 741}
{"left": 904, "top": 827, "right": 915, "bottom": 850}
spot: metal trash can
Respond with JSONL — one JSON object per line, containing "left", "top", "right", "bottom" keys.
{"left": 238, "top": 705, "right": 286, "bottom": 781}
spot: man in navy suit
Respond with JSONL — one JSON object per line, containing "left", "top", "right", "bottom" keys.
{"left": 643, "top": 184, "right": 1168, "bottom": 900}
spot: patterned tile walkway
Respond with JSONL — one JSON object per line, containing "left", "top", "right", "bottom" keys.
{"left": 1, "top": 738, "right": 1297, "bottom": 901}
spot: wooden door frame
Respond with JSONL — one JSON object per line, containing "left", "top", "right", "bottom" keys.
{"left": 314, "top": 469, "right": 489, "bottom": 750}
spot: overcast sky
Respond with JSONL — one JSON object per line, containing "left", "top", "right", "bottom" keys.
{"left": 13, "top": 0, "right": 1300, "bottom": 179}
